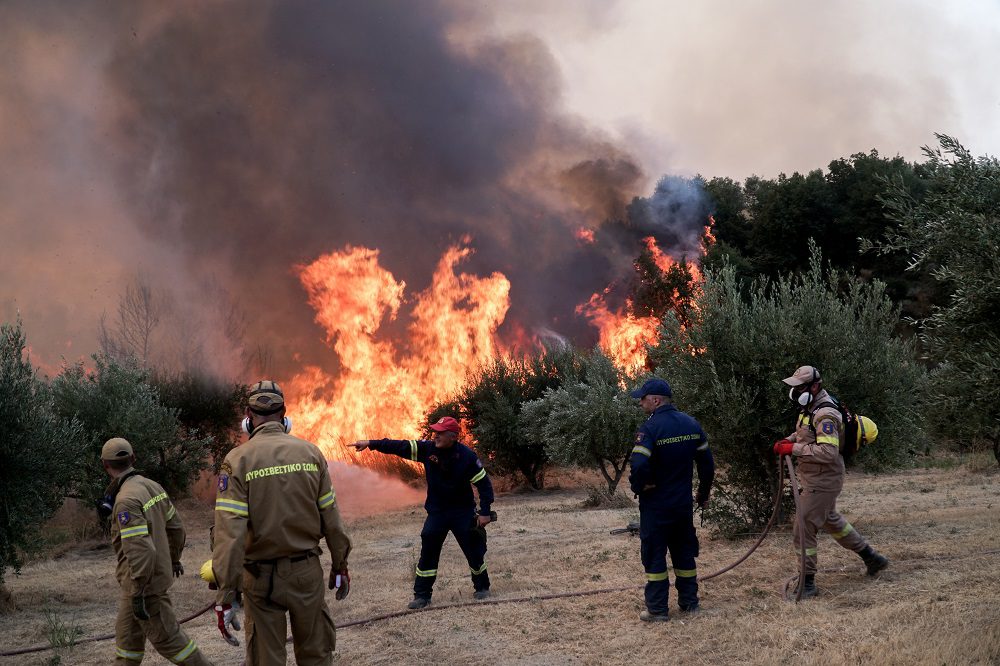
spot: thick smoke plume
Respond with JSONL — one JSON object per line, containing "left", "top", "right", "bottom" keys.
{"left": 1, "top": 0, "right": 710, "bottom": 377}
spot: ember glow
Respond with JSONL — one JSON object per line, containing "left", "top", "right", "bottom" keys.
{"left": 285, "top": 241, "right": 510, "bottom": 462}
{"left": 574, "top": 227, "right": 596, "bottom": 244}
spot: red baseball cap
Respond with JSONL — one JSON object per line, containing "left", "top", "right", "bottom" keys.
{"left": 429, "top": 416, "right": 461, "bottom": 433}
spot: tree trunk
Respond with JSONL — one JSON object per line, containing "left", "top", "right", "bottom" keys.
{"left": 598, "top": 456, "right": 629, "bottom": 496}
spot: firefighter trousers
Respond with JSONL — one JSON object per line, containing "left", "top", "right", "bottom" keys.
{"left": 414, "top": 509, "right": 489, "bottom": 600}
{"left": 113, "top": 591, "right": 211, "bottom": 665}
{"left": 242, "top": 553, "right": 336, "bottom": 666}
{"left": 792, "top": 487, "right": 869, "bottom": 575}
{"left": 639, "top": 508, "right": 699, "bottom": 614}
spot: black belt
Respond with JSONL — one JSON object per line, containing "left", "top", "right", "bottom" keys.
{"left": 245, "top": 551, "right": 317, "bottom": 601}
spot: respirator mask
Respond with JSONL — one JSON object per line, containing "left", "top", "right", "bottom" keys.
{"left": 242, "top": 416, "right": 292, "bottom": 435}
{"left": 788, "top": 385, "right": 814, "bottom": 407}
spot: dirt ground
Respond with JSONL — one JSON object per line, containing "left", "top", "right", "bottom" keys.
{"left": 2, "top": 456, "right": 998, "bottom": 665}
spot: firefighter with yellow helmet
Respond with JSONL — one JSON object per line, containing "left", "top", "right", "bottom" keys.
{"left": 773, "top": 366, "right": 889, "bottom": 597}
{"left": 209, "top": 380, "right": 352, "bottom": 665}
{"left": 100, "top": 437, "right": 212, "bottom": 665}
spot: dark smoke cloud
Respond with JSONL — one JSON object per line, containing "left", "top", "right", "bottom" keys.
{"left": 1, "top": 0, "right": 707, "bottom": 374}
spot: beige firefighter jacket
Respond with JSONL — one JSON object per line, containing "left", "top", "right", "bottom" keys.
{"left": 786, "top": 389, "right": 845, "bottom": 493}
{"left": 212, "top": 421, "right": 352, "bottom": 605}
{"left": 110, "top": 471, "right": 186, "bottom": 597}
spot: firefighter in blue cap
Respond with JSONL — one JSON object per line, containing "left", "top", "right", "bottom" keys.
{"left": 629, "top": 378, "right": 715, "bottom": 622}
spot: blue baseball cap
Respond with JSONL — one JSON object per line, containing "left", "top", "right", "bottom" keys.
{"left": 630, "top": 378, "right": 673, "bottom": 399}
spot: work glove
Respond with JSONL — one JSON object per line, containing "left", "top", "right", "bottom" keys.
{"left": 329, "top": 568, "right": 351, "bottom": 600}
{"left": 214, "top": 601, "right": 242, "bottom": 647}
{"left": 773, "top": 439, "right": 794, "bottom": 456}
{"left": 131, "top": 593, "right": 150, "bottom": 621}
{"left": 172, "top": 561, "right": 184, "bottom": 578}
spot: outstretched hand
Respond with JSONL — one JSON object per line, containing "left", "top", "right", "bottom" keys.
{"left": 347, "top": 440, "right": 370, "bottom": 451}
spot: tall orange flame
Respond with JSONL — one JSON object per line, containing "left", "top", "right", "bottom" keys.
{"left": 285, "top": 242, "right": 510, "bottom": 462}
{"left": 576, "top": 291, "right": 658, "bottom": 375}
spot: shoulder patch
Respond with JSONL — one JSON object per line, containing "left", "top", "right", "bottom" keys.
{"left": 475, "top": 458, "right": 483, "bottom": 468}
{"left": 118, "top": 511, "right": 130, "bottom": 526}
{"left": 218, "top": 475, "right": 229, "bottom": 492}
{"left": 220, "top": 461, "right": 233, "bottom": 476}
{"left": 822, "top": 421, "right": 835, "bottom": 434}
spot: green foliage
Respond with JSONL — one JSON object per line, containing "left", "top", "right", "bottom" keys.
{"left": 870, "top": 135, "right": 1000, "bottom": 462}
{"left": 0, "top": 320, "right": 82, "bottom": 586}
{"left": 437, "top": 345, "right": 586, "bottom": 489}
{"left": 153, "top": 371, "right": 248, "bottom": 473}
{"left": 648, "top": 243, "right": 928, "bottom": 529}
{"left": 703, "top": 151, "right": 930, "bottom": 311}
{"left": 51, "top": 356, "right": 211, "bottom": 504}
{"left": 521, "top": 349, "right": 644, "bottom": 496}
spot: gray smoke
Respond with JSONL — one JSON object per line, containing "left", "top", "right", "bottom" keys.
{"left": 0, "top": 0, "right": 711, "bottom": 375}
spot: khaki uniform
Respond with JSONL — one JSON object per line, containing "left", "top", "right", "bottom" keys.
{"left": 786, "top": 389, "right": 869, "bottom": 574}
{"left": 213, "top": 422, "right": 352, "bottom": 666}
{"left": 110, "top": 472, "right": 211, "bottom": 665}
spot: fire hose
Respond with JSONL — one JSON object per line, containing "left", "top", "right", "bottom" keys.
{"left": 4, "top": 456, "right": 998, "bottom": 657}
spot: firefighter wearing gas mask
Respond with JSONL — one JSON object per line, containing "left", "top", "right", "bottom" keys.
{"left": 209, "top": 380, "right": 352, "bottom": 665}
{"left": 100, "top": 438, "right": 212, "bottom": 665}
{"left": 774, "top": 366, "right": 889, "bottom": 598}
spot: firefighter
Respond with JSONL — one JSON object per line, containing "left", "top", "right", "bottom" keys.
{"left": 629, "top": 378, "right": 714, "bottom": 622}
{"left": 774, "top": 365, "right": 889, "bottom": 598}
{"left": 100, "top": 437, "right": 212, "bottom": 665}
{"left": 350, "top": 416, "right": 494, "bottom": 609}
{"left": 211, "top": 380, "right": 352, "bottom": 666}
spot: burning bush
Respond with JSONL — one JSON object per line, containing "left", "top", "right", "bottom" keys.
{"left": 649, "top": 243, "right": 928, "bottom": 532}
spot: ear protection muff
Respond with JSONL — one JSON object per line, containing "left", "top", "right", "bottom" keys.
{"left": 242, "top": 416, "right": 293, "bottom": 435}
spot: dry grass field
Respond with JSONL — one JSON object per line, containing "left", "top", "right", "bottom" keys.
{"left": 2, "top": 455, "right": 998, "bottom": 665}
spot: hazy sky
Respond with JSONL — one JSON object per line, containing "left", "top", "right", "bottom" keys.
{"left": 490, "top": 0, "right": 1000, "bottom": 182}
{"left": 2, "top": 1, "right": 997, "bottom": 373}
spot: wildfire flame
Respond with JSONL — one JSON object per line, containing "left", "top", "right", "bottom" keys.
{"left": 283, "top": 218, "right": 714, "bottom": 466}
{"left": 578, "top": 221, "right": 714, "bottom": 373}
{"left": 285, "top": 241, "right": 510, "bottom": 462}
{"left": 576, "top": 291, "right": 659, "bottom": 375}
{"left": 574, "top": 227, "right": 596, "bottom": 244}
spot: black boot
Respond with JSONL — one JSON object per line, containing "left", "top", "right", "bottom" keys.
{"left": 797, "top": 574, "right": 817, "bottom": 599}
{"left": 858, "top": 545, "right": 889, "bottom": 576}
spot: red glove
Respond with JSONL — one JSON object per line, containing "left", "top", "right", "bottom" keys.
{"left": 773, "top": 439, "right": 794, "bottom": 456}
{"left": 214, "top": 602, "right": 241, "bottom": 646}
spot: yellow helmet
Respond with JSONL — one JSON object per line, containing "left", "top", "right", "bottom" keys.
{"left": 199, "top": 559, "right": 216, "bottom": 584}
{"left": 857, "top": 415, "right": 878, "bottom": 446}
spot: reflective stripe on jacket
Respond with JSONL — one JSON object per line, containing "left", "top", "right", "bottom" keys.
{"left": 110, "top": 473, "right": 185, "bottom": 596}
{"left": 787, "top": 389, "right": 845, "bottom": 492}
{"left": 212, "top": 422, "right": 352, "bottom": 604}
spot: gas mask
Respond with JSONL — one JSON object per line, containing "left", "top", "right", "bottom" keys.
{"left": 241, "top": 416, "right": 292, "bottom": 435}
{"left": 789, "top": 385, "right": 814, "bottom": 407}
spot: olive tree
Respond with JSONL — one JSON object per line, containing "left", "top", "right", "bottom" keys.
{"left": 649, "top": 244, "right": 928, "bottom": 531}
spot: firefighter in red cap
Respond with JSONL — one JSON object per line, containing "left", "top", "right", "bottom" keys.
{"left": 350, "top": 416, "right": 495, "bottom": 609}
{"left": 774, "top": 366, "right": 889, "bottom": 598}
{"left": 100, "top": 437, "right": 212, "bottom": 665}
